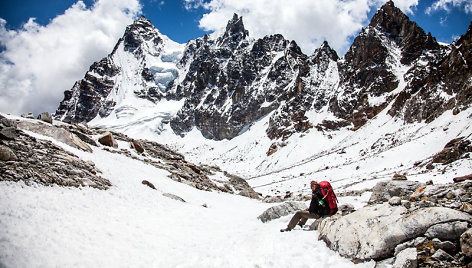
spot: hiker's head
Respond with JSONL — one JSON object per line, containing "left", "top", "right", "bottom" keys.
{"left": 310, "top": 180, "right": 318, "bottom": 191}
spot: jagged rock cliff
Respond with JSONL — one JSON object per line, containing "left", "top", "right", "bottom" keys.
{"left": 168, "top": 14, "right": 309, "bottom": 140}
{"left": 55, "top": 1, "right": 472, "bottom": 144}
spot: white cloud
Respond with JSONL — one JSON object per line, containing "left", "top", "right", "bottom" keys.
{"left": 426, "top": 0, "right": 472, "bottom": 14}
{"left": 0, "top": 0, "right": 141, "bottom": 116}
{"left": 185, "top": 0, "right": 418, "bottom": 56}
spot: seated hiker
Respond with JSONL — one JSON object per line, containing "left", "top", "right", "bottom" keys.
{"left": 280, "top": 180, "right": 331, "bottom": 232}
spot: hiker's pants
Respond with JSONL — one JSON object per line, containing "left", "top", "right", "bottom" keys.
{"left": 287, "top": 210, "right": 320, "bottom": 230}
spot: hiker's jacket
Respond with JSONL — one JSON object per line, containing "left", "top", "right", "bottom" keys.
{"left": 308, "top": 184, "right": 329, "bottom": 215}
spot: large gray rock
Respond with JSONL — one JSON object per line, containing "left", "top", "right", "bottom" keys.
{"left": 368, "top": 180, "right": 424, "bottom": 205}
{"left": 17, "top": 121, "right": 92, "bottom": 152}
{"left": 424, "top": 221, "right": 469, "bottom": 241}
{"left": 393, "top": 247, "right": 417, "bottom": 268}
{"left": 257, "top": 201, "right": 308, "bottom": 223}
{"left": 431, "top": 248, "right": 454, "bottom": 261}
{"left": 0, "top": 145, "right": 17, "bottom": 161}
{"left": 0, "top": 127, "right": 18, "bottom": 140}
{"left": 37, "top": 112, "right": 53, "bottom": 124}
{"left": 317, "top": 203, "right": 472, "bottom": 261}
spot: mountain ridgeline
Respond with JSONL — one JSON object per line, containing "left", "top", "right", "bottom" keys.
{"left": 55, "top": 1, "right": 472, "bottom": 144}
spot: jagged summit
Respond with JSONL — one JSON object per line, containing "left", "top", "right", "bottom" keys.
{"left": 217, "top": 14, "right": 249, "bottom": 48}
{"left": 312, "top": 41, "right": 338, "bottom": 63}
{"left": 122, "top": 15, "right": 163, "bottom": 54}
{"left": 369, "top": 0, "right": 439, "bottom": 64}
{"left": 55, "top": 3, "right": 472, "bottom": 147}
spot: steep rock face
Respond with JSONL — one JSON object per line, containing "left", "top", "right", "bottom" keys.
{"left": 389, "top": 21, "right": 472, "bottom": 123}
{"left": 168, "top": 14, "right": 307, "bottom": 140}
{"left": 55, "top": 57, "right": 120, "bottom": 123}
{"left": 266, "top": 41, "right": 339, "bottom": 140}
{"left": 332, "top": 0, "right": 440, "bottom": 129}
{"left": 55, "top": 16, "right": 182, "bottom": 123}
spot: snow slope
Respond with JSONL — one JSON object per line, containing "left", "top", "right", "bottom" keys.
{"left": 91, "top": 95, "right": 472, "bottom": 199}
{"left": 0, "top": 121, "right": 374, "bottom": 267}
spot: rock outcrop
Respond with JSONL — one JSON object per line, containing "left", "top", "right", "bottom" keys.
{"left": 310, "top": 179, "right": 472, "bottom": 266}
{"left": 0, "top": 115, "right": 110, "bottom": 189}
{"left": 17, "top": 120, "right": 92, "bottom": 152}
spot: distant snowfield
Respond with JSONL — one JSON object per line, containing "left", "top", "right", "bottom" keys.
{"left": 0, "top": 129, "right": 373, "bottom": 267}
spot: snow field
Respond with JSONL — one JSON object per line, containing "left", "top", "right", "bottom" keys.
{"left": 0, "top": 132, "right": 373, "bottom": 267}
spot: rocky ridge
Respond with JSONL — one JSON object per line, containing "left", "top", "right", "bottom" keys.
{"left": 55, "top": 1, "right": 472, "bottom": 153}
{"left": 0, "top": 113, "right": 258, "bottom": 198}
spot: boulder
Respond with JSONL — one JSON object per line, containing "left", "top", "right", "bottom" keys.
{"left": 163, "top": 193, "right": 186, "bottom": 202}
{"left": 432, "top": 238, "right": 457, "bottom": 253}
{"left": 388, "top": 196, "right": 402, "bottom": 206}
{"left": 393, "top": 247, "right": 417, "bottom": 268}
{"left": 432, "top": 137, "right": 471, "bottom": 164}
{"left": 71, "top": 130, "right": 98, "bottom": 147}
{"left": 368, "top": 180, "right": 424, "bottom": 205}
{"left": 461, "top": 202, "right": 472, "bottom": 214}
{"left": 0, "top": 127, "right": 18, "bottom": 140}
{"left": 238, "top": 189, "right": 261, "bottom": 199}
{"left": 460, "top": 228, "right": 472, "bottom": 257}
{"left": 142, "top": 180, "right": 156, "bottom": 190}
{"left": 424, "top": 221, "right": 469, "bottom": 241}
{"left": 257, "top": 201, "right": 308, "bottom": 223}
{"left": 375, "top": 257, "right": 394, "bottom": 268}
{"left": 317, "top": 203, "right": 472, "bottom": 261}
{"left": 37, "top": 112, "right": 53, "bottom": 124}
{"left": 392, "top": 173, "right": 407, "bottom": 180}
{"left": 431, "top": 248, "right": 454, "bottom": 261}
{"left": 98, "top": 132, "right": 118, "bottom": 148}
{"left": 0, "top": 145, "right": 17, "bottom": 161}
{"left": 131, "top": 139, "right": 144, "bottom": 153}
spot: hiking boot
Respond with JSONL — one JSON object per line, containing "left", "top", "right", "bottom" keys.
{"left": 280, "top": 228, "right": 291, "bottom": 232}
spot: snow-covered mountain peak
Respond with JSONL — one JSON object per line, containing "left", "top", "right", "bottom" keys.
{"left": 122, "top": 15, "right": 164, "bottom": 55}
{"left": 55, "top": 15, "right": 184, "bottom": 124}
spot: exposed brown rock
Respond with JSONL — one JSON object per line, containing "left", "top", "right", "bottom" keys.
{"left": 131, "top": 139, "right": 144, "bottom": 153}
{"left": 98, "top": 132, "right": 118, "bottom": 148}
{"left": 0, "top": 145, "right": 17, "bottom": 161}
{"left": 432, "top": 137, "right": 471, "bottom": 164}
{"left": 142, "top": 180, "right": 156, "bottom": 190}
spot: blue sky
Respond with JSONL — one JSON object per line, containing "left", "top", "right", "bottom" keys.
{"left": 1, "top": 0, "right": 470, "bottom": 46}
{"left": 0, "top": 0, "right": 208, "bottom": 43}
{"left": 0, "top": 0, "right": 471, "bottom": 116}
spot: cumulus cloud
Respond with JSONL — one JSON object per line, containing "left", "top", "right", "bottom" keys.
{"left": 184, "top": 0, "right": 418, "bottom": 55}
{"left": 0, "top": 0, "right": 141, "bottom": 116}
{"left": 426, "top": 0, "right": 472, "bottom": 14}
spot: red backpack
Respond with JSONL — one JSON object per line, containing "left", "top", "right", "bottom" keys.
{"left": 318, "top": 181, "right": 338, "bottom": 215}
